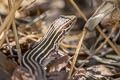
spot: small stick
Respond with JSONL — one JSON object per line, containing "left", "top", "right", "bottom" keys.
{"left": 8, "top": 0, "right": 22, "bottom": 65}
{"left": 19, "top": 0, "right": 36, "bottom": 11}
{"left": 68, "top": 28, "right": 86, "bottom": 79}
{"left": 0, "top": 0, "right": 22, "bottom": 35}
{"left": 5, "top": 36, "right": 14, "bottom": 59}
{"left": 12, "top": 21, "right": 22, "bottom": 65}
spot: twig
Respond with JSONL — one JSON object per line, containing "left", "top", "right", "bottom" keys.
{"left": 8, "top": 0, "right": 22, "bottom": 65}
{"left": 12, "top": 21, "right": 22, "bottom": 65}
{"left": 0, "top": 0, "right": 22, "bottom": 35}
{"left": 96, "top": 26, "right": 120, "bottom": 56}
{"left": 18, "top": 31, "right": 43, "bottom": 42}
{"left": 0, "top": 0, "right": 22, "bottom": 48}
{"left": 5, "top": 37, "right": 14, "bottom": 58}
{"left": 19, "top": 0, "right": 36, "bottom": 11}
{"left": 69, "top": 0, "right": 87, "bottom": 21}
{"left": 95, "top": 23, "right": 117, "bottom": 52}
{"left": 0, "top": 13, "right": 14, "bottom": 59}
{"left": 93, "top": 56, "right": 120, "bottom": 67}
{"left": 68, "top": 28, "right": 86, "bottom": 79}
{"left": 113, "top": 29, "right": 120, "bottom": 41}
{"left": 60, "top": 42, "right": 77, "bottom": 48}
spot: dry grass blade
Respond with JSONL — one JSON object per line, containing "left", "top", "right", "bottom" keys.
{"left": 8, "top": 0, "right": 22, "bottom": 65}
{"left": 68, "top": 28, "right": 86, "bottom": 79}
{"left": 60, "top": 42, "right": 77, "bottom": 48}
{"left": 69, "top": 0, "right": 87, "bottom": 21}
{"left": 19, "top": 0, "right": 36, "bottom": 11}
{"left": 18, "top": 31, "right": 43, "bottom": 42}
{"left": 0, "top": 0, "right": 22, "bottom": 35}
{"left": 0, "top": 0, "right": 22, "bottom": 48}
{"left": 5, "top": 36, "right": 15, "bottom": 61}
{"left": 12, "top": 21, "right": 22, "bottom": 65}
{"left": 96, "top": 26, "right": 120, "bottom": 56}
{"left": 0, "top": 15, "right": 14, "bottom": 57}
{"left": 68, "top": 0, "right": 88, "bottom": 79}
{"left": 95, "top": 22, "right": 118, "bottom": 52}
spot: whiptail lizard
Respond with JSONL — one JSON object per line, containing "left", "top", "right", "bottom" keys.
{"left": 21, "top": 15, "right": 77, "bottom": 80}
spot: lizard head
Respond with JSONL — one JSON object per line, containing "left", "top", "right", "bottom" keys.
{"left": 43, "top": 15, "right": 77, "bottom": 43}
{"left": 53, "top": 15, "right": 77, "bottom": 33}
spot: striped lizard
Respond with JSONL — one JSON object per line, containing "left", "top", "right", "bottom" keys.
{"left": 21, "top": 15, "right": 77, "bottom": 80}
